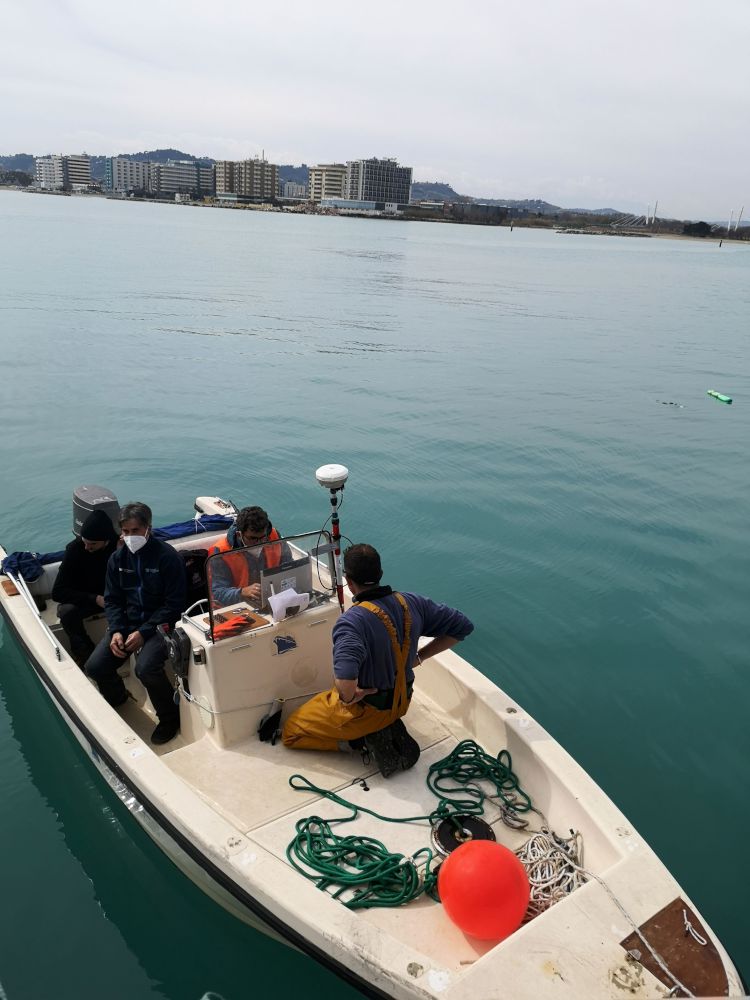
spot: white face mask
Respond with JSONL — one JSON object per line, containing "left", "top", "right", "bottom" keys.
{"left": 123, "top": 532, "right": 148, "bottom": 554}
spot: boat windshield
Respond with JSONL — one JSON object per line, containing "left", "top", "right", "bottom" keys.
{"left": 204, "top": 530, "right": 336, "bottom": 640}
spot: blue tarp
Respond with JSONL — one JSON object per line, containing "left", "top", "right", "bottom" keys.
{"left": 152, "top": 514, "right": 234, "bottom": 540}
{"left": 2, "top": 514, "right": 234, "bottom": 581}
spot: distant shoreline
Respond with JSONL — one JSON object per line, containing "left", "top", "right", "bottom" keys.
{"left": 2, "top": 186, "right": 747, "bottom": 245}
{"left": 553, "top": 226, "right": 743, "bottom": 246}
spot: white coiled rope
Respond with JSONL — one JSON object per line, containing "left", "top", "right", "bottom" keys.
{"left": 515, "top": 826, "right": 586, "bottom": 920}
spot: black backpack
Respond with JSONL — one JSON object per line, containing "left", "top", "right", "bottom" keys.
{"left": 180, "top": 548, "right": 209, "bottom": 607}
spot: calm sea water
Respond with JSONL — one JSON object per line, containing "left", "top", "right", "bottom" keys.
{"left": 0, "top": 190, "right": 748, "bottom": 998}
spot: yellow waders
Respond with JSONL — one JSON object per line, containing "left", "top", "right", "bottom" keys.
{"left": 282, "top": 594, "right": 412, "bottom": 751}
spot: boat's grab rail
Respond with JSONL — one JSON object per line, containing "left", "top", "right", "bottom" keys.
{"left": 5, "top": 569, "right": 62, "bottom": 661}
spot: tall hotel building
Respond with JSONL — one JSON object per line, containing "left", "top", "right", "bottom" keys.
{"left": 345, "top": 158, "right": 412, "bottom": 204}
{"left": 308, "top": 164, "right": 347, "bottom": 202}
{"left": 215, "top": 158, "right": 279, "bottom": 201}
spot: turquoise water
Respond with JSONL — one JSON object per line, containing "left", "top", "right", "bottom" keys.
{"left": 0, "top": 190, "right": 748, "bottom": 997}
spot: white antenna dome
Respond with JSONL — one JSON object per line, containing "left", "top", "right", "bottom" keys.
{"left": 315, "top": 464, "right": 349, "bottom": 490}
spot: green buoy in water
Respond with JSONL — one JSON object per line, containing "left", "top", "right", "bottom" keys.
{"left": 707, "top": 390, "right": 733, "bottom": 404}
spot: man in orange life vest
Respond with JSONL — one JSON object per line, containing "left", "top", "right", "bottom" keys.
{"left": 209, "top": 506, "right": 291, "bottom": 608}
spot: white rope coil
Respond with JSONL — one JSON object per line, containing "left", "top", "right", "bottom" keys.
{"left": 515, "top": 827, "right": 587, "bottom": 919}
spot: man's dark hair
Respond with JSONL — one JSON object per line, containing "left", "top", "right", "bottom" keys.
{"left": 343, "top": 544, "right": 382, "bottom": 586}
{"left": 119, "top": 502, "right": 152, "bottom": 528}
{"left": 236, "top": 506, "right": 271, "bottom": 534}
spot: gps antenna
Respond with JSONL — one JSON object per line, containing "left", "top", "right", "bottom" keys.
{"left": 315, "top": 464, "right": 349, "bottom": 611}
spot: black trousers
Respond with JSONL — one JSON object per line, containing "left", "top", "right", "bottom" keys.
{"left": 58, "top": 602, "right": 101, "bottom": 666}
{"left": 85, "top": 632, "right": 177, "bottom": 724}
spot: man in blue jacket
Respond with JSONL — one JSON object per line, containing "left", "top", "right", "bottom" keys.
{"left": 283, "top": 544, "right": 474, "bottom": 776}
{"left": 85, "top": 502, "right": 186, "bottom": 745}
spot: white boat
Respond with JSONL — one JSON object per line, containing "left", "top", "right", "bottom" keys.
{"left": 0, "top": 470, "right": 743, "bottom": 1000}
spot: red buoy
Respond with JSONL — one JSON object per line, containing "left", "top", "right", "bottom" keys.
{"left": 438, "top": 840, "right": 530, "bottom": 941}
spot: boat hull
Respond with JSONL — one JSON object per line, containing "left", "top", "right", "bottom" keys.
{"left": 1, "top": 537, "right": 744, "bottom": 1000}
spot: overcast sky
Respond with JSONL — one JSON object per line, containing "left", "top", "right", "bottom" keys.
{"left": 1, "top": 0, "right": 748, "bottom": 217}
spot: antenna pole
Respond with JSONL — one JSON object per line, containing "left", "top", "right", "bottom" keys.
{"left": 329, "top": 487, "right": 345, "bottom": 611}
{"left": 315, "top": 464, "right": 350, "bottom": 612}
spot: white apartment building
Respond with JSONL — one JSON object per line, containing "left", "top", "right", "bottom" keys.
{"left": 105, "top": 157, "right": 156, "bottom": 194}
{"left": 215, "top": 158, "right": 279, "bottom": 201}
{"left": 308, "top": 164, "right": 347, "bottom": 202}
{"left": 35, "top": 155, "right": 65, "bottom": 190}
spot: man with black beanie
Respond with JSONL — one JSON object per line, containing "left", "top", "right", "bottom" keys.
{"left": 52, "top": 509, "right": 119, "bottom": 667}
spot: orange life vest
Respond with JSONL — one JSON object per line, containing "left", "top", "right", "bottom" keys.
{"left": 210, "top": 527, "right": 283, "bottom": 590}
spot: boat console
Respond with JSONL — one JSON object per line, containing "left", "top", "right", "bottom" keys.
{"left": 175, "top": 530, "right": 342, "bottom": 748}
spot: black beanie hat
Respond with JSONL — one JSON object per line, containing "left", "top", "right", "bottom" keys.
{"left": 81, "top": 510, "right": 116, "bottom": 542}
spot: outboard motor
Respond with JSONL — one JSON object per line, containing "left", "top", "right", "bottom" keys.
{"left": 73, "top": 485, "right": 120, "bottom": 537}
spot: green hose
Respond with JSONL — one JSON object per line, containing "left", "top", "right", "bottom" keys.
{"left": 285, "top": 739, "right": 532, "bottom": 909}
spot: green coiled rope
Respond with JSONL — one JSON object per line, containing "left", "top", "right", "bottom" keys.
{"left": 426, "top": 740, "right": 533, "bottom": 818}
{"left": 286, "top": 819, "right": 438, "bottom": 908}
{"left": 285, "top": 739, "right": 532, "bottom": 909}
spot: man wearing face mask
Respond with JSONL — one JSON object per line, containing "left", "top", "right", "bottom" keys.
{"left": 209, "top": 505, "right": 291, "bottom": 608}
{"left": 85, "top": 501, "right": 186, "bottom": 745}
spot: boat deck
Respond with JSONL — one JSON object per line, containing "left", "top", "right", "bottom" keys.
{"left": 160, "top": 689, "right": 533, "bottom": 970}
{"left": 162, "top": 696, "right": 452, "bottom": 831}
{"left": 251, "top": 735, "right": 528, "bottom": 968}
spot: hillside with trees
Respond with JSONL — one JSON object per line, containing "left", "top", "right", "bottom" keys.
{"left": 0, "top": 154, "right": 35, "bottom": 173}
{"left": 279, "top": 164, "right": 309, "bottom": 185}
{"left": 0, "top": 168, "right": 33, "bottom": 187}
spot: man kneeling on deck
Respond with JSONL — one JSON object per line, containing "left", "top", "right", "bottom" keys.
{"left": 282, "top": 544, "right": 474, "bottom": 777}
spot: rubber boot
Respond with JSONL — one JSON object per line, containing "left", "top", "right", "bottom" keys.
{"left": 141, "top": 671, "right": 179, "bottom": 745}
{"left": 364, "top": 724, "right": 402, "bottom": 778}
{"left": 391, "top": 719, "right": 420, "bottom": 771}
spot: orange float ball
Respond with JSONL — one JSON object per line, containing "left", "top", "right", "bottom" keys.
{"left": 438, "top": 840, "right": 530, "bottom": 941}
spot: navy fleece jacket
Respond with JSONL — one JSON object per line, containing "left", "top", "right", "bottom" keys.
{"left": 104, "top": 536, "right": 186, "bottom": 639}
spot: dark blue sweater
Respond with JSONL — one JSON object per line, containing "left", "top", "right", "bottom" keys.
{"left": 333, "top": 587, "right": 474, "bottom": 690}
{"left": 104, "top": 536, "right": 186, "bottom": 639}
